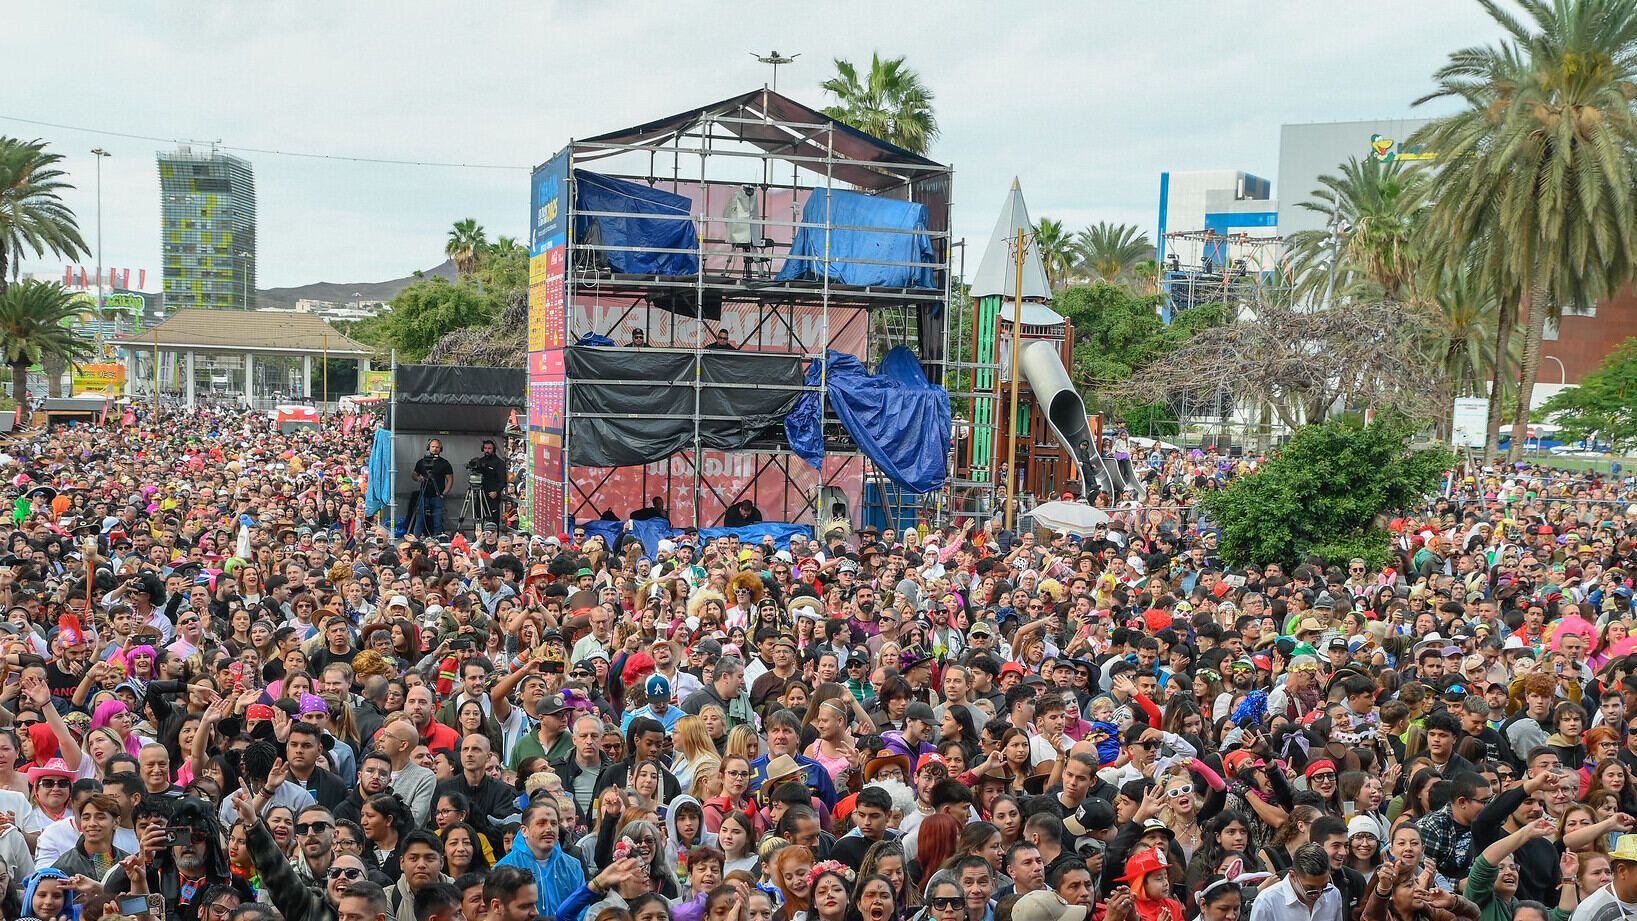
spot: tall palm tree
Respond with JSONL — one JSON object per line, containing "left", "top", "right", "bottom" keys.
{"left": 488, "top": 236, "right": 523, "bottom": 258}
{"left": 1416, "top": 266, "right": 1508, "bottom": 438}
{"left": 1284, "top": 156, "right": 1431, "bottom": 305}
{"left": 0, "top": 280, "right": 95, "bottom": 410}
{"left": 1032, "top": 218, "right": 1077, "bottom": 290}
{"left": 1074, "top": 222, "right": 1154, "bottom": 286}
{"left": 820, "top": 54, "right": 939, "bottom": 154}
{"left": 1416, "top": 0, "right": 1637, "bottom": 461}
{"left": 0, "top": 138, "right": 88, "bottom": 294}
{"left": 445, "top": 219, "right": 488, "bottom": 277}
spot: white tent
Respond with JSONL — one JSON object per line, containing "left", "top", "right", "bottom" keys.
{"left": 1026, "top": 501, "right": 1111, "bottom": 536}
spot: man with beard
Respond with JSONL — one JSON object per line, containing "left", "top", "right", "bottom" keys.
{"left": 290, "top": 804, "right": 337, "bottom": 884}
{"left": 1268, "top": 655, "right": 1321, "bottom": 723}
{"left": 253, "top": 799, "right": 372, "bottom": 921}
{"left": 336, "top": 751, "right": 394, "bottom": 825}
{"left": 1471, "top": 761, "right": 1571, "bottom": 903}
{"left": 484, "top": 866, "right": 542, "bottom": 921}
{"left": 105, "top": 796, "right": 245, "bottom": 921}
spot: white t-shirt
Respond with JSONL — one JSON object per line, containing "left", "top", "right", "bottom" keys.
{"left": 1571, "top": 884, "right": 1637, "bottom": 921}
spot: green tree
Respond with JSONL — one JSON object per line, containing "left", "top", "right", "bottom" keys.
{"left": 1204, "top": 414, "right": 1453, "bottom": 567}
{"left": 1538, "top": 337, "right": 1637, "bottom": 449}
{"left": 1416, "top": 0, "right": 1637, "bottom": 462}
{"left": 1284, "top": 155, "right": 1430, "bottom": 305}
{"left": 1032, "top": 218, "right": 1077, "bottom": 290}
{"left": 445, "top": 218, "right": 488, "bottom": 278}
{"left": 0, "top": 138, "right": 88, "bottom": 293}
{"left": 1074, "top": 223, "right": 1154, "bottom": 288}
{"left": 375, "top": 276, "right": 496, "bottom": 362}
{"left": 820, "top": 53, "right": 938, "bottom": 154}
{"left": 0, "top": 280, "right": 96, "bottom": 409}
{"left": 1420, "top": 266, "right": 1506, "bottom": 438}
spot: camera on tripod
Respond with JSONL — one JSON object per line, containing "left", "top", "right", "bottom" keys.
{"left": 465, "top": 456, "right": 485, "bottom": 487}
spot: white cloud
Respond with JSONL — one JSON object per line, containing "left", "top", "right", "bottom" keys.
{"left": 3, "top": 0, "right": 1507, "bottom": 287}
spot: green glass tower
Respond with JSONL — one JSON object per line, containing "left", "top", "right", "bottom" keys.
{"left": 157, "top": 146, "right": 256, "bottom": 309}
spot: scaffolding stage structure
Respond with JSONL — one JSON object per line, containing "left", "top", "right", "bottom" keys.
{"left": 525, "top": 89, "right": 957, "bottom": 534}
{"left": 1159, "top": 228, "right": 1285, "bottom": 320}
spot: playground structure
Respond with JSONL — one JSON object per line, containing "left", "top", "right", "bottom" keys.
{"left": 952, "top": 180, "right": 1138, "bottom": 518}
{"left": 524, "top": 88, "right": 956, "bottom": 535}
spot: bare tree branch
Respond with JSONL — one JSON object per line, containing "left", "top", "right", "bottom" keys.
{"left": 1102, "top": 296, "right": 1442, "bottom": 425}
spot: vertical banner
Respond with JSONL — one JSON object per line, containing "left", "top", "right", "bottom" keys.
{"left": 527, "top": 151, "right": 572, "bottom": 533}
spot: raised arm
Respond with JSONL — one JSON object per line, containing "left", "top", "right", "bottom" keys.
{"left": 22, "top": 673, "right": 83, "bottom": 773}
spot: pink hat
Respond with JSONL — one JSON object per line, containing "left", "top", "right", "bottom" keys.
{"left": 28, "top": 758, "right": 74, "bottom": 783}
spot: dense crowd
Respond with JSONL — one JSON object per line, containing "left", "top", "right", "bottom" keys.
{"left": 5, "top": 407, "right": 1637, "bottom": 921}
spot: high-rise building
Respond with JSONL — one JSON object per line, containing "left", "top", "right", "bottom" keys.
{"left": 157, "top": 146, "right": 256, "bottom": 309}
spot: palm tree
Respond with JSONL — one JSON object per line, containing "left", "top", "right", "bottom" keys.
{"left": 1415, "top": 266, "right": 1508, "bottom": 438}
{"left": 0, "top": 280, "right": 95, "bottom": 411}
{"left": 1032, "top": 218, "right": 1077, "bottom": 290}
{"left": 820, "top": 54, "right": 938, "bottom": 154}
{"left": 1074, "top": 223, "right": 1154, "bottom": 286}
{"left": 1416, "top": 0, "right": 1637, "bottom": 461}
{"left": 1284, "top": 156, "right": 1431, "bottom": 305}
{"left": 445, "top": 219, "right": 488, "bottom": 277}
{"left": 0, "top": 138, "right": 88, "bottom": 294}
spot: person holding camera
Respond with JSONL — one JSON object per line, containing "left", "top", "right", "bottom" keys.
{"left": 470, "top": 439, "right": 507, "bottom": 528}
{"left": 410, "top": 439, "right": 454, "bottom": 537}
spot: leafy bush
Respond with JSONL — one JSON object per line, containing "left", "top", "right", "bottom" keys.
{"left": 1203, "top": 415, "right": 1453, "bottom": 568}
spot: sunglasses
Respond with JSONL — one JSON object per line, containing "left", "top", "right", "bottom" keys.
{"left": 1166, "top": 784, "right": 1194, "bottom": 797}
{"left": 327, "top": 867, "right": 364, "bottom": 881}
{"left": 1310, "top": 772, "right": 1336, "bottom": 783}
{"left": 36, "top": 778, "right": 69, "bottom": 789}
{"left": 296, "top": 821, "right": 333, "bottom": 835}
{"left": 929, "top": 898, "right": 964, "bottom": 911}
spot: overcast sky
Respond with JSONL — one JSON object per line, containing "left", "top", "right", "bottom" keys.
{"left": 4, "top": 1, "right": 1507, "bottom": 289}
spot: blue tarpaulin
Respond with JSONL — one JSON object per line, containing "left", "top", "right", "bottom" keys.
{"left": 697, "top": 523, "right": 812, "bottom": 550}
{"left": 364, "top": 428, "right": 394, "bottom": 518}
{"left": 776, "top": 189, "right": 937, "bottom": 289}
{"left": 575, "top": 170, "right": 699, "bottom": 276}
{"left": 786, "top": 346, "right": 951, "bottom": 494}
{"left": 577, "top": 519, "right": 812, "bottom": 557}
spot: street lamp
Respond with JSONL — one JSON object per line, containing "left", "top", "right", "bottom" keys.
{"left": 1544, "top": 355, "right": 1567, "bottom": 386}
{"left": 90, "top": 148, "right": 111, "bottom": 347}
{"left": 237, "top": 251, "right": 251, "bottom": 309}
{"left": 752, "top": 51, "right": 800, "bottom": 90}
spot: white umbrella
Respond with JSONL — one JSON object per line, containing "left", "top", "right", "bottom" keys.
{"left": 1026, "top": 501, "right": 1111, "bottom": 536}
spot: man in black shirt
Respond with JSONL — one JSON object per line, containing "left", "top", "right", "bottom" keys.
{"left": 1470, "top": 764, "right": 1563, "bottom": 904}
{"left": 411, "top": 439, "right": 455, "bottom": 537}
{"left": 471, "top": 439, "right": 507, "bottom": 527}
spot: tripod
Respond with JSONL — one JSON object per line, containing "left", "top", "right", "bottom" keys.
{"left": 456, "top": 475, "right": 493, "bottom": 535}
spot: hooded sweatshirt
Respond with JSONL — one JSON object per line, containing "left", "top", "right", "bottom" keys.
{"left": 494, "top": 829, "right": 587, "bottom": 921}
{"left": 22, "top": 868, "right": 80, "bottom": 921}
{"left": 663, "top": 795, "right": 720, "bottom": 888}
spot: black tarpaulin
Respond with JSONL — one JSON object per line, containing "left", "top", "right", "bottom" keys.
{"left": 564, "top": 347, "right": 803, "bottom": 467}
{"left": 393, "top": 365, "right": 524, "bottom": 432}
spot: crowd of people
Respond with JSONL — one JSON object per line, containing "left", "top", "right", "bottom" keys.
{"left": 5, "top": 406, "right": 1637, "bottom": 921}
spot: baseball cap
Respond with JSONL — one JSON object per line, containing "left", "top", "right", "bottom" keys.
{"left": 905, "top": 701, "right": 936, "bottom": 724}
{"left": 645, "top": 674, "right": 671, "bottom": 700}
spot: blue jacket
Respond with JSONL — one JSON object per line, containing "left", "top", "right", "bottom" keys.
{"left": 495, "top": 835, "right": 587, "bottom": 921}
